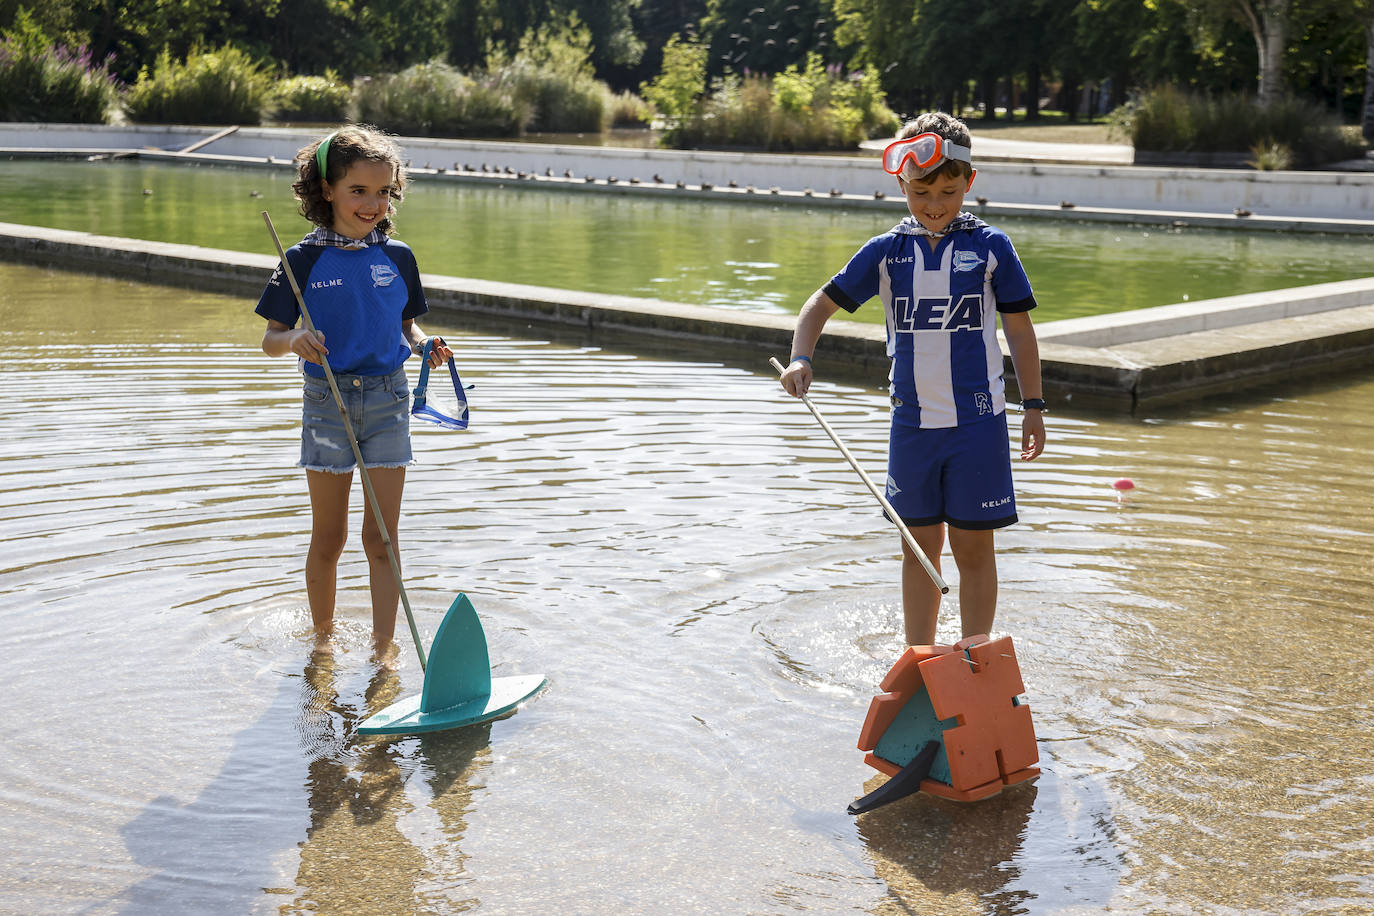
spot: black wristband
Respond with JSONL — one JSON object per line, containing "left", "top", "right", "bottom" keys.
{"left": 1021, "top": 397, "right": 1047, "bottom": 412}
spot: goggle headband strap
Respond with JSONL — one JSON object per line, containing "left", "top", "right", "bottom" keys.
{"left": 882, "top": 132, "right": 973, "bottom": 176}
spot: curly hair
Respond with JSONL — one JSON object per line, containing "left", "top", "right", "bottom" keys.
{"left": 292, "top": 124, "right": 408, "bottom": 235}
{"left": 896, "top": 112, "right": 973, "bottom": 184}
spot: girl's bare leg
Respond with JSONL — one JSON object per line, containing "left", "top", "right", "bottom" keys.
{"left": 360, "top": 465, "right": 406, "bottom": 656}
{"left": 900, "top": 523, "right": 946, "bottom": 646}
{"left": 306, "top": 469, "right": 353, "bottom": 644}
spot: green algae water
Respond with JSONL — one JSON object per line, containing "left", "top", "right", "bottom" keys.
{"left": 3, "top": 260, "right": 1374, "bottom": 914}
{"left": 3, "top": 158, "right": 1372, "bottom": 323}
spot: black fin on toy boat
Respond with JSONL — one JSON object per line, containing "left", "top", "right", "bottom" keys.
{"left": 847, "top": 740, "right": 940, "bottom": 815}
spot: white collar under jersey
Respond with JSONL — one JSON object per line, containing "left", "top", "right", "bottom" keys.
{"left": 891, "top": 212, "right": 985, "bottom": 239}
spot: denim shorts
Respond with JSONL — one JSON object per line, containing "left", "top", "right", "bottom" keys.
{"left": 886, "top": 411, "right": 1017, "bottom": 530}
{"left": 300, "top": 367, "right": 412, "bottom": 473}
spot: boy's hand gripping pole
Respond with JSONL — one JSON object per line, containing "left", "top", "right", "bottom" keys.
{"left": 770, "top": 357, "right": 949, "bottom": 594}
{"left": 263, "top": 211, "right": 428, "bottom": 670}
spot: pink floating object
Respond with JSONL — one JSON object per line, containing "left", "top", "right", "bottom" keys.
{"left": 1112, "top": 478, "right": 1135, "bottom": 491}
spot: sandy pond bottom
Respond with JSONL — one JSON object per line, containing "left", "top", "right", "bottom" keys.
{"left": 1, "top": 261, "right": 1371, "bottom": 915}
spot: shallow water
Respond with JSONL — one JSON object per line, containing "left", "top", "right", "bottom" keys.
{"left": 5, "top": 159, "right": 1374, "bottom": 323}
{"left": 2, "top": 261, "right": 1372, "bottom": 914}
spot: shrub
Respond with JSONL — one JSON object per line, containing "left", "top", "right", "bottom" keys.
{"left": 669, "top": 56, "right": 899, "bottom": 151}
{"left": 607, "top": 90, "right": 652, "bottom": 128}
{"left": 487, "top": 14, "right": 609, "bottom": 133}
{"left": 489, "top": 55, "right": 608, "bottom": 133}
{"left": 1113, "top": 86, "right": 1362, "bottom": 168}
{"left": 354, "top": 60, "right": 526, "bottom": 138}
{"left": 126, "top": 45, "right": 275, "bottom": 124}
{"left": 0, "top": 19, "right": 121, "bottom": 123}
{"left": 272, "top": 72, "right": 350, "bottom": 123}
{"left": 1246, "top": 140, "right": 1294, "bottom": 170}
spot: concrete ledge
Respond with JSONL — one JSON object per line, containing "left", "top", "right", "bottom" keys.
{"left": 4, "top": 123, "right": 1374, "bottom": 231}
{"left": 1038, "top": 276, "right": 1374, "bottom": 346}
{"left": 1, "top": 221, "right": 1371, "bottom": 414}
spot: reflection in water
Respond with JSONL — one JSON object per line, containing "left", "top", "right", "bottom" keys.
{"left": 3, "top": 158, "right": 1373, "bottom": 321}
{"left": 292, "top": 650, "right": 491, "bottom": 914}
{"left": 1, "top": 261, "right": 1372, "bottom": 914}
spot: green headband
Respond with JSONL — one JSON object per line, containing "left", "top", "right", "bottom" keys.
{"left": 315, "top": 130, "right": 339, "bottom": 181}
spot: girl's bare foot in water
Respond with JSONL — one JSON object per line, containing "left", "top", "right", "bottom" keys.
{"left": 311, "top": 629, "right": 335, "bottom": 658}
{"left": 372, "top": 637, "right": 399, "bottom": 671}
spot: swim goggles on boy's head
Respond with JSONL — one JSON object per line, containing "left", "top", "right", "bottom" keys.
{"left": 881, "top": 132, "right": 973, "bottom": 178}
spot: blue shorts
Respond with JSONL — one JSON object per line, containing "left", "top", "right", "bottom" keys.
{"left": 300, "top": 368, "right": 412, "bottom": 473}
{"left": 886, "top": 411, "right": 1017, "bottom": 530}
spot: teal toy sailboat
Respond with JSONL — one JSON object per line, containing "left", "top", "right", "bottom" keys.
{"left": 358, "top": 593, "right": 546, "bottom": 736}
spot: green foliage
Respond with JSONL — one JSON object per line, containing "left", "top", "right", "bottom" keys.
{"left": 271, "top": 72, "right": 351, "bottom": 123}
{"left": 640, "top": 34, "right": 707, "bottom": 123}
{"left": 354, "top": 59, "right": 527, "bottom": 138}
{"left": 126, "top": 45, "right": 275, "bottom": 124}
{"left": 1113, "top": 86, "right": 1364, "bottom": 167}
{"left": 486, "top": 13, "right": 609, "bottom": 133}
{"left": 0, "top": 15, "right": 121, "bottom": 123}
{"left": 669, "top": 57, "right": 899, "bottom": 151}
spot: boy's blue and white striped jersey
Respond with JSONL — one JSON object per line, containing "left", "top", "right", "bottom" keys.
{"left": 255, "top": 238, "right": 428, "bottom": 379}
{"left": 824, "top": 214, "right": 1036, "bottom": 429}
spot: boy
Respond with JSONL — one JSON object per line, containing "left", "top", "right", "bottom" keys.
{"left": 779, "top": 111, "right": 1045, "bottom": 646}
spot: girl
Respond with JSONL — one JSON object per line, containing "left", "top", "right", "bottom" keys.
{"left": 255, "top": 124, "right": 452, "bottom": 657}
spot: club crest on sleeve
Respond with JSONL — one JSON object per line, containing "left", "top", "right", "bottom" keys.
{"left": 371, "top": 263, "right": 399, "bottom": 287}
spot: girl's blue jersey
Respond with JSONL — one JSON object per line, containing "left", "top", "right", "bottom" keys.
{"left": 255, "top": 239, "right": 428, "bottom": 378}
{"left": 824, "top": 214, "right": 1035, "bottom": 429}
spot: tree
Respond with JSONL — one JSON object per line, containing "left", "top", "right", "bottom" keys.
{"left": 640, "top": 31, "right": 706, "bottom": 119}
{"left": 1238, "top": 0, "right": 1292, "bottom": 103}
{"left": 1366, "top": 3, "right": 1374, "bottom": 138}
{"left": 1191, "top": 0, "right": 1294, "bottom": 102}
{"left": 700, "top": 0, "right": 836, "bottom": 78}
{"left": 606, "top": 0, "right": 707, "bottom": 91}
{"left": 831, "top": 0, "right": 922, "bottom": 111}
{"left": 445, "top": 0, "right": 644, "bottom": 78}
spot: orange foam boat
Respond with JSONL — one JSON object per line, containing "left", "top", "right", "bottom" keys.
{"left": 850, "top": 634, "right": 1039, "bottom": 812}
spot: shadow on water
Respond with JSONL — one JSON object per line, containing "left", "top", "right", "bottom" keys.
{"left": 116, "top": 650, "right": 493, "bottom": 916}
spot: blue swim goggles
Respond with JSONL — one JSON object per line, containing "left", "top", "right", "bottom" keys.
{"left": 411, "top": 337, "right": 470, "bottom": 430}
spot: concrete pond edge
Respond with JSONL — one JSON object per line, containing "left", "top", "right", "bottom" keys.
{"left": 3, "top": 221, "right": 1372, "bottom": 414}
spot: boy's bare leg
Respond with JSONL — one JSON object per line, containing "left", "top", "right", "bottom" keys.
{"left": 360, "top": 466, "right": 406, "bottom": 658}
{"left": 900, "top": 523, "right": 946, "bottom": 645}
{"left": 948, "top": 526, "right": 997, "bottom": 638}
{"left": 306, "top": 469, "right": 353, "bottom": 647}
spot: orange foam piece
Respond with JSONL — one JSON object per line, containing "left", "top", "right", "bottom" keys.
{"left": 857, "top": 635, "right": 1040, "bottom": 803}
{"left": 856, "top": 645, "right": 951, "bottom": 753}
{"left": 921, "top": 636, "right": 1039, "bottom": 794}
